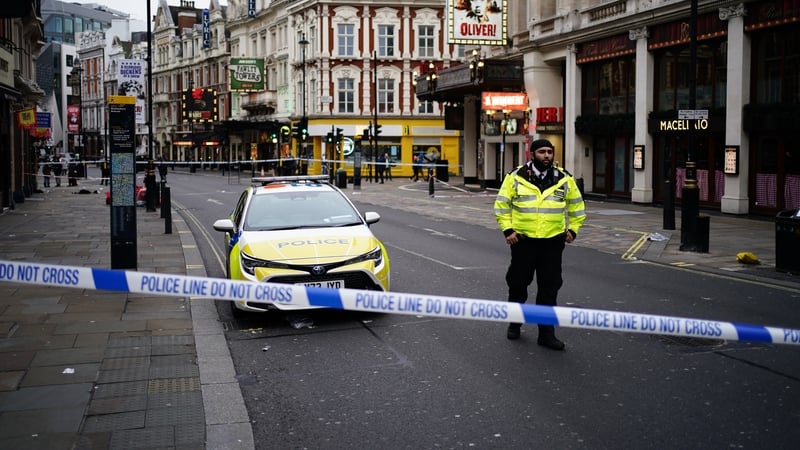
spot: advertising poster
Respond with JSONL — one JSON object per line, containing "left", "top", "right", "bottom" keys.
{"left": 229, "top": 58, "right": 265, "bottom": 92}
{"left": 447, "top": 0, "right": 508, "bottom": 45}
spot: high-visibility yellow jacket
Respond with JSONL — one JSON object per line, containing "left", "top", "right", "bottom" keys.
{"left": 494, "top": 165, "right": 586, "bottom": 239}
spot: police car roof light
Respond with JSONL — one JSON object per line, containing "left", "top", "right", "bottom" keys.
{"left": 251, "top": 174, "right": 330, "bottom": 186}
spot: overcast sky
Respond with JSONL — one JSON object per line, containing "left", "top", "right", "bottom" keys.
{"left": 71, "top": 0, "right": 228, "bottom": 32}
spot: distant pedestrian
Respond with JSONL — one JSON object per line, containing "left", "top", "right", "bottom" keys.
{"left": 41, "top": 158, "right": 51, "bottom": 187}
{"left": 52, "top": 158, "right": 63, "bottom": 187}
{"left": 100, "top": 159, "right": 110, "bottom": 185}
{"left": 411, "top": 154, "right": 422, "bottom": 182}
{"left": 158, "top": 154, "right": 168, "bottom": 181}
{"left": 384, "top": 153, "right": 393, "bottom": 181}
{"left": 375, "top": 153, "right": 386, "bottom": 183}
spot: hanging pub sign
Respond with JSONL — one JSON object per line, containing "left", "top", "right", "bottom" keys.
{"left": 248, "top": 0, "right": 256, "bottom": 18}
{"left": 202, "top": 9, "right": 210, "bottom": 48}
{"left": 447, "top": 0, "right": 508, "bottom": 46}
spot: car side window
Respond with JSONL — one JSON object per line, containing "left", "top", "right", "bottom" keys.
{"left": 232, "top": 190, "right": 249, "bottom": 228}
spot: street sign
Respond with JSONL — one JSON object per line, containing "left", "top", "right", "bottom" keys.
{"left": 678, "top": 109, "right": 708, "bottom": 120}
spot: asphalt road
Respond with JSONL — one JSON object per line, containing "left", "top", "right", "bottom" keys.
{"left": 167, "top": 170, "right": 800, "bottom": 449}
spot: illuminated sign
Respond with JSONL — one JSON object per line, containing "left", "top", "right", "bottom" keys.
{"left": 182, "top": 88, "right": 218, "bottom": 123}
{"left": 447, "top": 0, "right": 508, "bottom": 46}
{"left": 481, "top": 92, "right": 527, "bottom": 111}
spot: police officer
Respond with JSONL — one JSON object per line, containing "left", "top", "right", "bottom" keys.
{"left": 494, "top": 139, "right": 586, "bottom": 350}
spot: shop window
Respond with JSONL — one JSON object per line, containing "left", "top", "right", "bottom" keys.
{"left": 655, "top": 42, "right": 726, "bottom": 111}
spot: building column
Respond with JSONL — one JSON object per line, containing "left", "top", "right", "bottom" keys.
{"left": 720, "top": 3, "right": 749, "bottom": 214}
{"left": 630, "top": 27, "right": 655, "bottom": 203}
{"left": 463, "top": 96, "right": 479, "bottom": 180}
{"left": 563, "top": 44, "right": 589, "bottom": 187}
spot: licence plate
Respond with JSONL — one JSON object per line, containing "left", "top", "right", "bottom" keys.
{"left": 300, "top": 280, "right": 344, "bottom": 289}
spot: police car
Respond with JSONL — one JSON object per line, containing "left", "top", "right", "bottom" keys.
{"left": 213, "top": 175, "right": 390, "bottom": 315}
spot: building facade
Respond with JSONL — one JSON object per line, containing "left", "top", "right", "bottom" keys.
{"left": 0, "top": 1, "right": 45, "bottom": 210}
{"left": 151, "top": 0, "right": 465, "bottom": 178}
{"left": 416, "top": 0, "right": 799, "bottom": 217}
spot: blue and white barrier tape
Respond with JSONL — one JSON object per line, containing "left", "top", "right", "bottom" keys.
{"left": 1, "top": 259, "right": 799, "bottom": 346}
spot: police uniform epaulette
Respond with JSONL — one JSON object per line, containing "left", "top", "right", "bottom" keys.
{"left": 558, "top": 167, "right": 573, "bottom": 177}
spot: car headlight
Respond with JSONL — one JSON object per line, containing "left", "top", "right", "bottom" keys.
{"left": 346, "top": 246, "right": 384, "bottom": 267}
{"left": 240, "top": 252, "right": 291, "bottom": 276}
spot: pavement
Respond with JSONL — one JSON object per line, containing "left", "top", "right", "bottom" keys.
{"left": 0, "top": 166, "right": 797, "bottom": 449}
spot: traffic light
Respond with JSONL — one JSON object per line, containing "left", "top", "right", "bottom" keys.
{"left": 336, "top": 128, "right": 343, "bottom": 142}
{"left": 363, "top": 128, "right": 371, "bottom": 142}
{"left": 373, "top": 123, "right": 382, "bottom": 139}
{"left": 325, "top": 132, "right": 334, "bottom": 143}
{"left": 291, "top": 124, "right": 301, "bottom": 141}
{"left": 299, "top": 118, "right": 308, "bottom": 142}
{"left": 280, "top": 125, "right": 290, "bottom": 143}
{"left": 270, "top": 132, "right": 277, "bottom": 144}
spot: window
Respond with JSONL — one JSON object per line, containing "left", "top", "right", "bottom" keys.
{"left": 378, "top": 78, "right": 394, "bottom": 113}
{"left": 64, "top": 17, "right": 73, "bottom": 35}
{"left": 581, "top": 57, "right": 635, "bottom": 114}
{"left": 418, "top": 100, "right": 434, "bottom": 114}
{"left": 418, "top": 26, "right": 434, "bottom": 58}
{"left": 338, "top": 24, "right": 355, "bottom": 57}
{"left": 74, "top": 17, "right": 82, "bottom": 32}
{"left": 378, "top": 25, "right": 394, "bottom": 57}
{"left": 753, "top": 26, "right": 800, "bottom": 104}
{"left": 654, "top": 42, "right": 726, "bottom": 111}
{"left": 338, "top": 78, "right": 355, "bottom": 113}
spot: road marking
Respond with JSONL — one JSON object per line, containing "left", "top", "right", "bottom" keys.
{"left": 622, "top": 232, "right": 649, "bottom": 260}
{"left": 172, "top": 198, "right": 227, "bottom": 275}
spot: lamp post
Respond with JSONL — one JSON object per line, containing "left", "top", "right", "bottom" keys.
{"left": 470, "top": 50, "right": 485, "bottom": 189}
{"left": 69, "top": 58, "right": 84, "bottom": 186}
{"left": 299, "top": 34, "right": 309, "bottom": 168}
{"left": 188, "top": 78, "right": 197, "bottom": 173}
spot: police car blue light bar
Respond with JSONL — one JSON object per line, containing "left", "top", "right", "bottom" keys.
{"left": 1, "top": 259, "right": 798, "bottom": 346}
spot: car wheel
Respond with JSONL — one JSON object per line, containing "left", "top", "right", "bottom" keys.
{"left": 230, "top": 301, "right": 250, "bottom": 319}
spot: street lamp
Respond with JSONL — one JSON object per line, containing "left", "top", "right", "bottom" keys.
{"left": 469, "top": 49, "right": 484, "bottom": 83}
{"left": 299, "top": 34, "right": 309, "bottom": 166}
{"left": 69, "top": 58, "right": 84, "bottom": 184}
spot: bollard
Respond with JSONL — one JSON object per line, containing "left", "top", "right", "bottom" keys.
{"left": 663, "top": 179, "right": 675, "bottom": 230}
{"left": 160, "top": 181, "right": 167, "bottom": 218}
{"left": 428, "top": 168, "right": 435, "bottom": 197}
{"left": 163, "top": 184, "right": 172, "bottom": 234}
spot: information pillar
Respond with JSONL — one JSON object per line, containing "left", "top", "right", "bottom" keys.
{"left": 109, "top": 96, "right": 137, "bottom": 269}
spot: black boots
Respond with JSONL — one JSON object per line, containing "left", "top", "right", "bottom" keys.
{"left": 507, "top": 324, "right": 565, "bottom": 350}
{"left": 507, "top": 323, "right": 521, "bottom": 340}
{"left": 537, "top": 325, "right": 565, "bottom": 351}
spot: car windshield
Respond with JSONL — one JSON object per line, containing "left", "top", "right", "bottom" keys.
{"left": 243, "top": 190, "right": 363, "bottom": 230}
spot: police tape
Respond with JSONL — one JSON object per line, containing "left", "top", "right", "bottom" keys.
{"left": 1, "top": 258, "right": 799, "bottom": 346}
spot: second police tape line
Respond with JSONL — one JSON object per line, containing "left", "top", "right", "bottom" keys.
{"left": 2, "top": 258, "right": 799, "bottom": 346}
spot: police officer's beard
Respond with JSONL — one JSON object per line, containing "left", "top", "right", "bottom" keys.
{"left": 532, "top": 158, "right": 551, "bottom": 172}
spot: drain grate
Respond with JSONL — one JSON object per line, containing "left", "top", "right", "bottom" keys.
{"left": 654, "top": 334, "right": 725, "bottom": 348}
{"left": 148, "top": 376, "right": 200, "bottom": 394}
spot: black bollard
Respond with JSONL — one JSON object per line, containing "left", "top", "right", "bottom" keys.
{"left": 160, "top": 181, "right": 167, "bottom": 218}
{"left": 163, "top": 185, "right": 172, "bottom": 234}
{"left": 428, "top": 168, "right": 435, "bottom": 197}
{"left": 679, "top": 161, "right": 702, "bottom": 251}
{"left": 663, "top": 179, "right": 675, "bottom": 230}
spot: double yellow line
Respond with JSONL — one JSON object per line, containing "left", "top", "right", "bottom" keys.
{"left": 622, "top": 231, "right": 649, "bottom": 261}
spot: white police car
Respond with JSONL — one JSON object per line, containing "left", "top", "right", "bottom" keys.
{"left": 213, "top": 175, "right": 390, "bottom": 316}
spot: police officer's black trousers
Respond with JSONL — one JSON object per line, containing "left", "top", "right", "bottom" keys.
{"left": 506, "top": 234, "right": 565, "bottom": 309}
